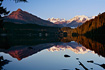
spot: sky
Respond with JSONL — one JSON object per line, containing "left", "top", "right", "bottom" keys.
{"left": 2, "top": 0, "right": 105, "bottom": 20}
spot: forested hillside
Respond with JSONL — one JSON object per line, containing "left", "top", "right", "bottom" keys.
{"left": 73, "top": 12, "right": 105, "bottom": 34}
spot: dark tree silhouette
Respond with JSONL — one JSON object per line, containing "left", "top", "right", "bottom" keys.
{"left": 0, "top": 56, "right": 11, "bottom": 70}
{"left": 0, "top": 0, "right": 9, "bottom": 28}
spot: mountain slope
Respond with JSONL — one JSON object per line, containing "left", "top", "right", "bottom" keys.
{"left": 66, "top": 21, "right": 83, "bottom": 27}
{"left": 4, "top": 9, "right": 60, "bottom": 27}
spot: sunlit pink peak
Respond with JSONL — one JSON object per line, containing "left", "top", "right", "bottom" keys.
{"left": 17, "top": 8, "right": 22, "bottom": 12}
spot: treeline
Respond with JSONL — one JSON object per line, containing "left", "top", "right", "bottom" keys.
{"left": 0, "top": 22, "right": 61, "bottom": 35}
{"left": 73, "top": 12, "right": 105, "bottom": 34}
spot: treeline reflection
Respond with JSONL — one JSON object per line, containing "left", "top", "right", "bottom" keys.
{"left": 61, "top": 36, "right": 105, "bottom": 57}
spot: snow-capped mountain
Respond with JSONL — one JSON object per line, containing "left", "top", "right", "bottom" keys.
{"left": 67, "top": 15, "right": 90, "bottom": 23}
{"left": 47, "top": 15, "right": 95, "bottom": 27}
{"left": 47, "top": 17, "right": 66, "bottom": 23}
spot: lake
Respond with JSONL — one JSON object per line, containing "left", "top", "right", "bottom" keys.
{"left": 0, "top": 35, "right": 105, "bottom": 70}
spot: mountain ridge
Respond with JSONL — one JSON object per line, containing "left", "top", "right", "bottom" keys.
{"left": 47, "top": 15, "right": 95, "bottom": 27}
{"left": 4, "top": 8, "right": 61, "bottom": 27}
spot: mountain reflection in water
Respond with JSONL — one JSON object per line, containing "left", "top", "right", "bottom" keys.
{"left": 47, "top": 42, "right": 94, "bottom": 54}
{"left": 0, "top": 35, "right": 105, "bottom": 70}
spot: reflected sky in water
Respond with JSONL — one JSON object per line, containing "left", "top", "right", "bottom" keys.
{"left": 0, "top": 41, "right": 105, "bottom": 70}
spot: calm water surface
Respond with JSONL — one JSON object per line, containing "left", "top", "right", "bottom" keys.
{"left": 0, "top": 35, "right": 105, "bottom": 70}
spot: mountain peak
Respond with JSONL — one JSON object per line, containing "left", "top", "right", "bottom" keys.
{"left": 5, "top": 9, "right": 59, "bottom": 27}
{"left": 17, "top": 8, "right": 22, "bottom": 12}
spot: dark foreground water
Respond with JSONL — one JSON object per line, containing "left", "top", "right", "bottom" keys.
{"left": 0, "top": 35, "right": 105, "bottom": 70}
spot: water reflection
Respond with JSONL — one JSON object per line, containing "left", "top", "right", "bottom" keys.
{"left": 47, "top": 42, "right": 94, "bottom": 54}
{"left": 0, "top": 35, "right": 105, "bottom": 70}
